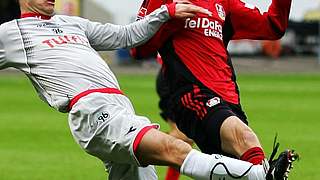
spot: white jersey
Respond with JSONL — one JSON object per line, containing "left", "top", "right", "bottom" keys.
{"left": 0, "top": 6, "right": 170, "bottom": 113}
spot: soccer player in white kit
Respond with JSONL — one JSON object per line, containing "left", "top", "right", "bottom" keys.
{"left": 0, "top": 0, "right": 297, "bottom": 180}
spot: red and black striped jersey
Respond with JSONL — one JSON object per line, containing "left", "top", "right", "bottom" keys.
{"left": 133, "top": 0, "right": 292, "bottom": 104}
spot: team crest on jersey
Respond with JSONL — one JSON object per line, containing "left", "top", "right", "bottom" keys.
{"left": 137, "top": 7, "right": 148, "bottom": 20}
{"left": 215, "top": 4, "right": 226, "bottom": 21}
{"left": 206, "top": 97, "right": 221, "bottom": 107}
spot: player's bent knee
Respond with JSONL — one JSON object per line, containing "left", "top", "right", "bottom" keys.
{"left": 231, "top": 121, "right": 260, "bottom": 146}
{"left": 221, "top": 116, "right": 261, "bottom": 156}
{"left": 241, "top": 128, "right": 260, "bottom": 146}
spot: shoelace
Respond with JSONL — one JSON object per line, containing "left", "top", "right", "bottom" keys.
{"left": 269, "top": 133, "right": 280, "bottom": 164}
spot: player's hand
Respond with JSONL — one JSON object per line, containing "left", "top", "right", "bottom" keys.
{"left": 173, "top": 0, "right": 192, "bottom": 4}
{"left": 166, "top": 0, "right": 212, "bottom": 19}
{"left": 168, "top": 3, "right": 212, "bottom": 19}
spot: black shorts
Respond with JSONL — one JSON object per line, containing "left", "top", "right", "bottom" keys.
{"left": 170, "top": 84, "right": 248, "bottom": 155}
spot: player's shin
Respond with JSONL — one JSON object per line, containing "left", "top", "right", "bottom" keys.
{"left": 180, "top": 150, "right": 268, "bottom": 180}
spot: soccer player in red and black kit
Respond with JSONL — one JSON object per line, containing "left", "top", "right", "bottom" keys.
{"left": 132, "top": 0, "right": 298, "bottom": 179}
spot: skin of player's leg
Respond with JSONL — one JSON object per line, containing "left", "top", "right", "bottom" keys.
{"left": 167, "top": 119, "right": 193, "bottom": 146}
{"left": 220, "top": 116, "right": 262, "bottom": 157}
{"left": 135, "top": 128, "right": 192, "bottom": 169}
{"left": 165, "top": 119, "right": 193, "bottom": 180}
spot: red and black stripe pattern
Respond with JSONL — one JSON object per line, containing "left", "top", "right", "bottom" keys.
{"left": 180, "top": 85, "right": 208, "bottom": 120}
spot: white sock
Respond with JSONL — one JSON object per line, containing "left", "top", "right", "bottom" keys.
{"left": 180, "top": 150, "right": 267, "bottom": 180}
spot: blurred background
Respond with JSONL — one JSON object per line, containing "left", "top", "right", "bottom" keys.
{"left": 1, "top": 0, "right": 319, "bottom": 65}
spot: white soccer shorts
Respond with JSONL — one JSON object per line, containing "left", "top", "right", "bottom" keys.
{"left": 68, "top": 92, "right": 158, "bottom": 180}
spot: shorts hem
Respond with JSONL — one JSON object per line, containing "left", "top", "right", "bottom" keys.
{"left": 130, "top": 124, "right": 160, "bottom": 166}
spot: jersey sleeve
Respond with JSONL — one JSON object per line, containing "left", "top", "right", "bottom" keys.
{"left": 229, "top": 0, "right": 292, "bottom": 40}
{"left": 84, "top": 5, "right": 171, "bottom": 50}
{"left": 131, "top": 0, "right": 182, "bottom": 59}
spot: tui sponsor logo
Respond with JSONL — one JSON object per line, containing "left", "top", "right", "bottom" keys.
{"left": 42, "top": 35, "right": 89, "bottom": 48}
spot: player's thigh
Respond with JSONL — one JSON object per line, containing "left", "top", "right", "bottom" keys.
{"left": 174, "top": 89, "right": 247, "bottom": 155}
{"left": 68, "top": 93, "right": 153, "bottom": 165}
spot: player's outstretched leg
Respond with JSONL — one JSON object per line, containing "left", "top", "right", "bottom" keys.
{"left": 180, "top": 149, "right": 270, "bottom": 180}
{"left": 137, "top": 129, "right": 270, "bottom": 180}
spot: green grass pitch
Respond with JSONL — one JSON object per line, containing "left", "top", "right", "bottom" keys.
{"left": 0, "top": 72, "right": 319, "bottom": 179}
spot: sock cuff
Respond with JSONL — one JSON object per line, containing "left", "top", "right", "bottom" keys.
{"left": 180, "top": 149, "right": 199, "bottom": 174}
{"left": 240, "top": 147, "right": 265, "bottom": 165}
{"left": 165, "top": 167, "right": 180, "bottom": 180}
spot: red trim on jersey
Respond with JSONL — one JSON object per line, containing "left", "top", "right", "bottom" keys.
{"left": 165, "top": 3, "right": 177, "bottom": 18}
{"left": 21, "top": 13, "right": 52, "bottom": 20}
{"left": 68, "top": 88, "right": 123, "bottom": 111}
{"left": 133, "top": 125, "right": 159, "bottom": 153}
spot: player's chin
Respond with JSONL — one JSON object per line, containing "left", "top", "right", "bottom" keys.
{"left": 41, "top": 5, "right": 55, "bottom": 15}
{"left": 42, "top": 9, "right": 55, "bottom": 16}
